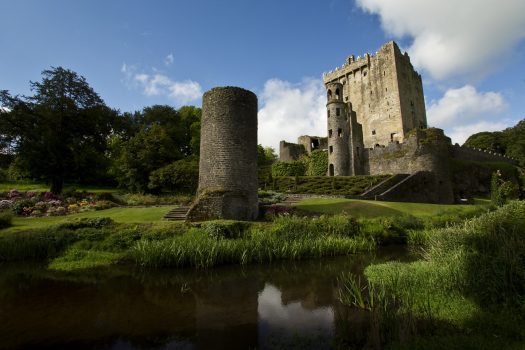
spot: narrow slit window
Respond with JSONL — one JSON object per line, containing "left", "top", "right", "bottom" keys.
{"left": 372, "top": 130, "right": 376, "bottom": 135}
{"left": 329, "top": 146, "right": 333, "bottom": 154}
{"left": 338, "top": 128, "right": 342, "bottom": 137}
{"left": 327, "top": 110, "right": 330, "bottom": 118}
{"left": 329, "top": 129, "right": 333, "bottom": 138}
{"left": 336, "top": 108, "right": 340, "bottom": 116}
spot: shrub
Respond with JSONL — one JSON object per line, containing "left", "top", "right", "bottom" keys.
{"left": 0, "top": 210, "right": 13, "bottom": 228}
{"left": 7, "top": 189, "right": 21, "bottom": 199}
{"left": 271, "top": 161, "right": 306, "bottom": 177}
{"left": 11, "top": 198, "right": 36, "bottom": 215}
{"left": 148, "top": 156, "right": 199, "bottom": 193}
{"left": 55, "top": 217, "right": 115, "bottom": 230}
{"left": 202, "top": 220, "right": 252, "bottom": 239}
{"left": 303, "top": 150, "right": 328, "bottom": 176}
{"left": 258, "top": 190, "right": 286, "bottom": 205}
{"left": 0, "top": 199, "right": 13, "bottom": 210}
{"left": 264, "top": 205, "right": 294, "bottom": 220}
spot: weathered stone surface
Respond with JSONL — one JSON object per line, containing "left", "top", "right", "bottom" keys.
{"left": 187, "top": 87, "right": 259, "bottom": 221}
{"left": 323, "top": 41, "right": 427, "bottom": 149}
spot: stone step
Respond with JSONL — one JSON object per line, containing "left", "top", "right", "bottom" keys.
{"left": 163, "top": 206, "right": 190, "bottom": 221}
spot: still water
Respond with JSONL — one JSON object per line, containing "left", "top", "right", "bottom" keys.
{"left": 0, "top": 247, "right": 409, "bottom": 350}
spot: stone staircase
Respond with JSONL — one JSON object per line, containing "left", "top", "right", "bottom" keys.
{"left": 360, "top": 174, "right": 410, "bottom": 199}
{"left": 163, "top": 205, "right": 190, "bottom": 221}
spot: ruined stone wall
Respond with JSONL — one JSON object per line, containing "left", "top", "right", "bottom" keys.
{"left": 364, "top": 129, "right": 454, "bottom": 203}
{"left": 187, "top": 87, "right": 259, "bottom": 221}
{"left": 323, "top": 41, "right": 426, "bottom": 148}
{"left": 297, "top": 135, "right": 328, "bottom": 154}
{"left": 279, "top": 141, "right": 306, "bottom": 161}
{"left": 451, "top": 144, "right": 518, "bottom": 165}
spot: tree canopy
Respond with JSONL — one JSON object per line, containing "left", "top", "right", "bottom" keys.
{"left": 0, "top": 67, "right": 119, "bottom": 193}
{"left": 464, "top": 119, "right": 525, "bottom": 166}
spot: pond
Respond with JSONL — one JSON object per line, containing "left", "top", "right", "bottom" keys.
{"left": 0, "top": 247, "right": 410, "bottom": 350}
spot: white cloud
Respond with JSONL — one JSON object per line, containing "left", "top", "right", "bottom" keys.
{"left": 446, "top": 120, "right": 510, "bottom": 145}
{"left": 164, "top": 53, "right": 174, "bottom": 66}
{"left": 427, "top": 85, "right": 506, "bottom": 128}
{"left": 356, "top": 0, "right": 525, "bottom": 80}
{"left": 258, "top": 78, "right": 326, "bottom": 152}
{"left": 427, "top": 85, "right": 511, "bottom": 144}
{"left": 121, "top": 62, "right": 202, "bottom": 105}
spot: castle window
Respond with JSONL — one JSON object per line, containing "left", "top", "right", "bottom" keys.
{"left": 363, "top": 71, "right": 367, "bottom": 77}
{"left": 336, "top": 108, "right": 340, "bottom": 116}
{"left": 327, "top": 89, "right": 332, "bottom": 99}
{"left": 329, "top": 129, "right": 333, "bottom": 138}
{"left": 356, "top": 146, "right": 360, "bottom": 153}
{"left": 370, "top": 90, "right": 373, "bottom": 95}
{"left": 335, "top": 88, "right": 340, "bottom": 99}
{"left": 345, "top": 96, "right": 348, "bottom": 101}
{"left": 410, "top": 100, "right": 414, "bottom": 106}
{"left": 329, "top": 146, "right": 333, "bottom": 154}
{"left": 329, "top": 164, "right": 334, "bottom": 176}
{"left": 372, "top": 130, "right": 376, "bottom": 135}
{"left": 383, "top": 71, "right": 386, "bottom": 76}
{"left": 338, "top": 128, "right": 342, "bottom": 137}
{"left": 385, "top": 87, "right": 388, "bottom": 92}
{"left": 327, "top": 110, "right": 330, "bottom": 118}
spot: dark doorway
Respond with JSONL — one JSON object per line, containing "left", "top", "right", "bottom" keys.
{"left": 329, "top": 164, "right": 334, "bottom": 176}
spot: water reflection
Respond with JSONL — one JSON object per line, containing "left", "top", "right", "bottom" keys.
{"left": 0, "top": 247, "right": 409, "bottom": 349}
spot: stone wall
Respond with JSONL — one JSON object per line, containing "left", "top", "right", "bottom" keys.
{"left": 187, "top": 87, "right": 259, "bottom": 221}
{"left": 451, "top": 144, "right": 518, "bottom": 165}
{"left": 364, "top": 128, "right": 454, "bottom": 203}
{"left": 323, "top": 41, "right": 427, "bottom": 148}
{"left": 279, "top": 141, "right": 306, "bottom": 161}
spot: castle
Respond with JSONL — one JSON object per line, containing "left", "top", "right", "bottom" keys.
{"left": 280, "top": 42, "right": 518, "bottom": 203}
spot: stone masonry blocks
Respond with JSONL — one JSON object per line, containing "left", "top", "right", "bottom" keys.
{"left": 187, "top": 87, "right": 259, "bottom": 221}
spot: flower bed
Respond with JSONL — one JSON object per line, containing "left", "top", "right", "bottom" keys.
{"left": 0, "top": 189, "right": 117, "bottom": 217}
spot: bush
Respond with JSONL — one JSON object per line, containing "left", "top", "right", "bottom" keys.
{"left": 11, "top": 198, "right": 36, "bottom": 215}
{"left": 202, "top": 220, "right": 252, "bottom": 239}
{"left": 55, "top": 217, "right": 115, "bottom": 230}
{"left": 303, "top": 150, "right": 328, "bottom": 176}
{"left": 271, "top": 161, "right": 306, "bottom": 177}
{"left": 0, "top": 199, "right": 13, "bottom": 210}
{"left": 0, "top": 210, "right": 13, "bottom": 229}
{"left": 148, "top": 156, "right": 199, "bottom": 193}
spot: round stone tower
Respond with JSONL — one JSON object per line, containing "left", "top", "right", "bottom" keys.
{"left": 187, "top": 86, "right": 259, "bottom": 221}
{"left": 326, "top": 82, "right": 350, "bottom": 176}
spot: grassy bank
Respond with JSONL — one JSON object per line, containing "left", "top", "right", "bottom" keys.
{"left": 0, "top": 215, "right": 381, "bottom": 271}
{"left": 3, "top": 206, "right": 173, "bottom": 233}
{"left": 270, "top": 175, "right": 389, "bottom": 195}
{"left": 295, "top": 198, "right": 488, "bottom": 225}
{"left": 337, "top": 201, "right": 525, "bottom": 349}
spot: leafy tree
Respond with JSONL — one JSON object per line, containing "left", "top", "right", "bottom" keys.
{"left": 464, "top": 119, "right": 525, "bottom": 166}
{"left": 109, "top": 105, "right": 201, "bottom": 193}
{"left": 148, "top": 156, "right": 199, "bottom": 193}
{"left": 0, "top": 67, "right": 118, "bottom": 193}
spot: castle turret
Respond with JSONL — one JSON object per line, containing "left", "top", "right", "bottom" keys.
{"left": 326, "top": 82, "right": 350, "bottom": 176}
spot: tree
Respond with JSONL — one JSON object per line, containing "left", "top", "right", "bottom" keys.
{"left": 0, "top": 67, "right": 119, "bottom": 193}
{"left": 108, "top": 105, "right": 201, "bottom": 193}
{"left": 464, "top": 119, "right": 525, "bottom": 166}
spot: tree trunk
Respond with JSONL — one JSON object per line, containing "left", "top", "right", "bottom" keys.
{"left": 50, "top": 177, "right": 63, "bottom": 194}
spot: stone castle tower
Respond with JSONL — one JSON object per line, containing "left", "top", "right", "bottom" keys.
{"left": 323, "top": 41, "right": 427, "bottom": 148}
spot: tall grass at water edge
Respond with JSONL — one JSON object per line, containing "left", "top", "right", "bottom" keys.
{"left": 337, "top": 201, "right": 525, "bottom": 349}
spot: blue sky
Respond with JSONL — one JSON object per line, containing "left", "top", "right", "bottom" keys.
{"left": 1, "top": 0, "right": 525, "bottom": 150}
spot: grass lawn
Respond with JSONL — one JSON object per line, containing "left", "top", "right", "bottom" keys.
{"left": 0, "top": 181, "right": 120, "bottom": 193}
{"left": 294, "top": 198, "right": 485, "bottom": 218}
{"left": 3, "top": 206, "right": 173, "bottom": 233}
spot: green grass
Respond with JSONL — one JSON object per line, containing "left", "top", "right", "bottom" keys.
{"left": 295, "top": 198, "right": 485, "bottom": 218}
{"left": 337, "top": 201, "right": 525, "bottom": 349}
{"left": 0, "top": 181, "right": 119, "bottom": 193}
{"left": 3, "top": 206, "right": 173, "bottom": 233}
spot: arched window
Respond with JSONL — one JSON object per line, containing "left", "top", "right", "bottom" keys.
{"left": 335, "top": 88, "right": 340, "bottom": 99}
{"left": 327, "top": 89, "right": 332, "bottom": 99}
